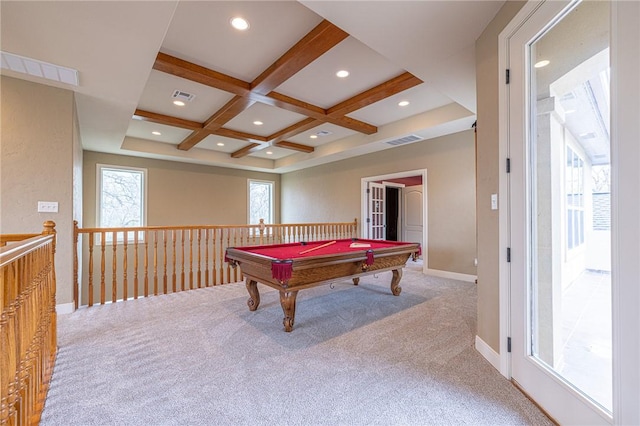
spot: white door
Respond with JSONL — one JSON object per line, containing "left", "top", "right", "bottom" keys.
{"left": 402, "top": 185, "right": 423, "bottom": 251}
{"left": 367, "top": 182, "right": 385, "bottom": 240}
{"left": 507, "top": 0, "right": 612, "bottom": 423}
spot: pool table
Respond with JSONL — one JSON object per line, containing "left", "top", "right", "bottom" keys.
{"left": 225, "top": 238, "right": 421, "bottom": 332}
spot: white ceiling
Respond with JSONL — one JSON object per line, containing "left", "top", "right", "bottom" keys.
{"left": 0, "top": 1, "right": 505, "bottom": 174}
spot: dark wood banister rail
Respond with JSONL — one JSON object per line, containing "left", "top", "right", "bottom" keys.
{"left": 1, "top": 221, "right": 57, "bottom": 425}
{"left": 73, "top": 219, "right": 358, "bottom": 308}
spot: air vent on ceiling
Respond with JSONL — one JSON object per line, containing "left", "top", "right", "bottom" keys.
{"left": 1, "top": 51, "right": 79, "bottom": 86}
{"left": 580, "top": 132, "right": 597, "bottom": 139}
{"left": 386, "top": 134, "right": 423, "bottom": 146}
{"left": 172, "top": 90, "right": 196, "bottom": 102}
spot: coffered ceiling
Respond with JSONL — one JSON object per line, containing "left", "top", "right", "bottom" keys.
{"left": 0, "top": 1, "right": 505, "bottom": 174}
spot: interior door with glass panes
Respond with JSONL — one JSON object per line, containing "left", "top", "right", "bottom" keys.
{"left": 367, "top": 182, "right": 385, "bottom": 240}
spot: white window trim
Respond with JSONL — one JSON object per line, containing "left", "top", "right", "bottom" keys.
{"left": 96, "top": 163, "right": 148, "bottom": 244}
{"left": 247, "top": 179, "right": 274, "bottom": 225}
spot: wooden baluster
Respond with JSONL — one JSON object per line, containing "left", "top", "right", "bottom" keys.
{"left": 213, "top": 228, "right": 218, "bottom": 285}
{"left": 181, "top": 230, "right": 185, "bottom": 291}
{"left": 172, "top": 230, "right": 177, "bottom": 292}
{"left": 197, "top": 229, "right": 202, "bottom": 288}
{"left": 224, "top": 229, "right": 229, "bottom": 284}
{"left": 205, "top": 229, "right": 210, "bottom": 287}
{"left": 144, "top": 233, "right": 149, "bottom": 297}
{"left": 88, "top": 233, "right": 94, "bottom": 307}
{"left": 231, "top": 229, "right": 237, "bottom": 283}
{"left": 112, "top": 231, "right": 117, "bottom": 303}
{"left": 134, "top": 230, "right": 139, "bottom": 300}
{"left": 123, "top": 233, "right": 128, "bottom": 302}
{"left": 163, "top": 230, "right": 168, "bottom": 294}
{"left": 153, "top": 231, "right": 158, "bottom": 296}
{"left": 100, "top": 231, "right": 106, "bottom": 305}
{"left": 189, "top": 229, "right": 194, "bottom": 290}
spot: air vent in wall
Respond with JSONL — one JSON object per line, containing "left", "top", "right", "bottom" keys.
{"left": 172, "top": 90, "right": 196, "bottom": 102}
{"left": 386, "top": 134, "right": 423, "bottom": 146}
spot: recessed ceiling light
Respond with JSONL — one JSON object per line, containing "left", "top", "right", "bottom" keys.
{"left": 230, "top": 17, "right": 249, "bottom": 31}
{"left": 173, "top": 100, "right": 185, "bottom": 107}
{"left": 266, "top": 151, "right": 273, "bottom": 155}
{"left": 398, "top": 101, "right": 410, "bottom": 107}
{"left": 152, "top": 131, "right": 161, "bottom": 136}
{"left": 253, "top": 121, "right": 263, "bottom": 126}
{"left": 310, "top": 135, "right": 318, "bottom": 139}
{"left": 336, "top": 70, "right": 349, "bottom": 78}
{"left": 534, "top": 60, "right": 550, "bottom": 68}
{"left": 217, "top": 142, "right": 225, "bottom": 147}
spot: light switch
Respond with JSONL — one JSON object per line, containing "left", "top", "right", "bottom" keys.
{"left": 37, "top": 201, "right": 58, "bottom": 213}
{"left": 490, "top": 194, "right": 498, "bottom": 210}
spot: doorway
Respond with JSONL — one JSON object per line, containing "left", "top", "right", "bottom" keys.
{"left": 502, "top": 0, "right": 613, "bottom": 423}
{"left": 361, "top": 169, "right": 427, "bottom": 272}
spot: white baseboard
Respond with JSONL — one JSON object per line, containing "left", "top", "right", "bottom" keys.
{"left": 56, "top": 302, "right": 75, "bottom": 315}
{"left": 425, "top": 268, "right": 477, "bottom": 283}
{"left": 475, "top": 335, "right": 501, "bottom": 372}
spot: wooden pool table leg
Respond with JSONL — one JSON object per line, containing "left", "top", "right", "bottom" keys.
{"left": 279, "top": 290, "right": 299, "bottom": 332}
{"left": 352, "top": 277, "right": 360, "bottom": 286}
{"left": 390, "top": 269, "right": 403, "bottom": 296}
{"left": 246, "top": 279, "right": 260, "bottom": 311}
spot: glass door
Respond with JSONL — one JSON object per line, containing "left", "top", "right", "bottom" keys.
{"left": 508, "top": 0, "right": 612, "bottom": 423}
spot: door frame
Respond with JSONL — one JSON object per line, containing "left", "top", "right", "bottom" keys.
{"left": 498, "top": 1, "right": 640, "bottom": 424}
{"left": 361, "top": 169, "right": 427, "bottom": 273}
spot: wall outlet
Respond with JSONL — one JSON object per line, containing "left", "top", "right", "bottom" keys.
{"left": 37, "top": 201, "right": 58, "bottom": 213}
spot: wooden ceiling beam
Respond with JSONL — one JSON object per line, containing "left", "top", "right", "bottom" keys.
{"left": 203, "top": 96, "right": 257, "bottom": 130}
{"left": 154, "top": 52, "right": 251, "bottom": 96}
{"left": 251, "top": 20, "right": 349, "bottom": 95}
{"left": 231, "top": 143, "right": 263, "bottom": 159}
{"left": 274, "top": 141, "right": 315, "bottom": 153}
{"left": 133, "top": 109, "right": 202, "bottom": 131}
{"left": 267, "top": 117, "right": 321, "bottom": 144}
{"left": 327, "top": 72, "right": 423, "bottom": 117}
{"left": 177, "top": 131, "right": 211, "bottom": 151}
{"left": 264, "top": 92, "right": 377, "bottom": 134}
{"left": 211, "top": 128, "right": 269, "bottom": 143}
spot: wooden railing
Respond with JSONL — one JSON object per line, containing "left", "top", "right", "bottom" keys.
{"left": 74, "top": 219, "right": 358, "bottom": 308}
{"left": 1, "top": 221, "right": 57, "bottom": 425}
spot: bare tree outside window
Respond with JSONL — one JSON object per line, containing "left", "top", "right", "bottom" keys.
{"left": 98, "top": 165, "right": 146, "bottom": 242}
{"left": 249, "top": 180, "right": 273, "bottom": 225}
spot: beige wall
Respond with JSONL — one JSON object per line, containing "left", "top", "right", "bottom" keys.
{"left": 475, "top": 1, "right": 527, "bottom": 352}
{"left": 281, "top": 129, "right": 476, "bottom": 275}
{"left": 83, "top": 151, "right": 281, "bottom": 227}
{"left": 0, "top": 76, "right": 76, "bottom": 305}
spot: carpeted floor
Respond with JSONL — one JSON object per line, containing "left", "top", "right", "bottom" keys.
{"left": 41, "top": 262, "right": 553, "bottom": 425}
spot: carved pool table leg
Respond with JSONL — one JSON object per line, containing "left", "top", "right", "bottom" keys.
{"left": 352, "top": 277, "right": 360, "bottom": 286}
{"left": 390, "top": 269, "right": 403, "bottom": 296}
{"left": 246, "top": 279, "right": 260, "bottom": 311}
{"left": 279, "top": 290, "right": 299, "bottom": 332}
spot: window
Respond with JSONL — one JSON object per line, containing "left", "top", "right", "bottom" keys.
{"left": 248, "top": 180, "right": 274, "bottom": 225}
{"left": 97, "top": 164, "right": 147, "bottom": 242}
{"left": 565, "top": 147, "right": 584, "bottom": 250}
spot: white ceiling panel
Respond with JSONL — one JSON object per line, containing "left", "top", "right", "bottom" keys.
{"left": 197, "top": 134, "right": 253, "bottom": 154}
{"left": 224, "top": 102, "right": 308, "bottom": 137}
{"left": 275, "top": 36, "right": 405, "bottom": 109}
{"left": 250, "top": 146, "right": 292, "bottom": 160}
{"left": 160, "top": 1, "right": 323, "bottom": 82}
{"left": 348, "top": 84, "right": 454, "bottom": 127}
{"left": 287, "top": 123, "right": 358, "bottom": 147}
{"left": 137, "top": 70, "right": 235, "bottom": 123}
{"left": 126, "top": 119, "right": 192, "bottom": 145}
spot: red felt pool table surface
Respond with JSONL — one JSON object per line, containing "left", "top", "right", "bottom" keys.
{"left": 236, "top": 238, "right": 415, "bottom": 260}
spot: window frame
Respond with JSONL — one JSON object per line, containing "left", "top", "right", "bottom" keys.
{"left": 247, "top": 179, "right": 274, "bottom": 225}
{"left": 96, "top": 163, "right": 148, "bottom": 243}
